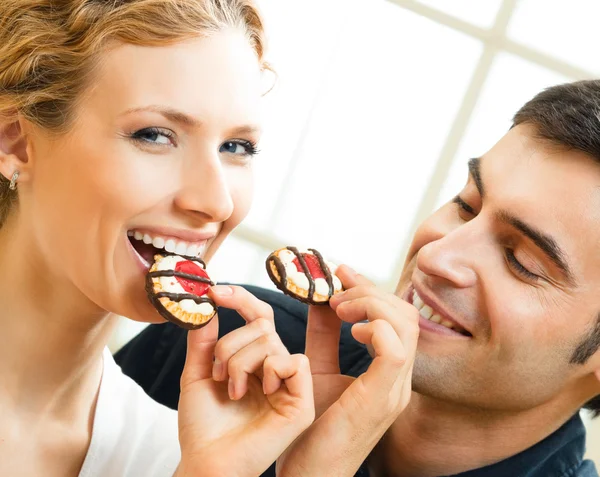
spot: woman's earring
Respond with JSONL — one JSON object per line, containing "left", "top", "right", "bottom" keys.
{"left": 8, "top": 171, "right": 19, "bottom": 191}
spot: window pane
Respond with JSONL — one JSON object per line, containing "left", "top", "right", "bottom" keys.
{"left": 507, "top": 0, "right": 600, "bottom": 75}
{"left": 245, "top": 0, "right": 355, "bottom": 228}
{"left": 437, "top": 52, "right": 570, "bottom": 208}
{"left": 414, "top": 0, "right": 502, "bottom": 28}
{"left": 271, "top": 1, "right": 482, "bottom": 282}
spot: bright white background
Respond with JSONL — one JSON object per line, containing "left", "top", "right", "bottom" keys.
{"left": 111, "top": 0, "right": 600, "bottom": 463}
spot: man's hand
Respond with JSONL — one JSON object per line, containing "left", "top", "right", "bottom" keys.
{"left": 176, "top": 285, "right": 315, "bottom": 477}
{"left": 277, "top": 266, "right": 419, "bottom": 477}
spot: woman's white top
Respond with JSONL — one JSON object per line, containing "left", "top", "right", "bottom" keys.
{"left": 78, "top": 348, "right": 181, "bottom": 477}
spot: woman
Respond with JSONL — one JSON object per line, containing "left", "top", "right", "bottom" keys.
{"left": 0, "top": 1, "right": 314, "bottom": 476}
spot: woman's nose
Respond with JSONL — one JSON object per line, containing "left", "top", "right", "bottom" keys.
{"left": 174, "top": 151, "right": 234, "bottom": 223}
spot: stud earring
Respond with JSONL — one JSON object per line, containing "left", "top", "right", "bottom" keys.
{"left": 8, "top": 171, "right": 19, "bottom": 191}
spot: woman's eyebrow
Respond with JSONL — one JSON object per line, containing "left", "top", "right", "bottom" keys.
{"left": 120, "top": 105, "right": 201, "bottom": 128}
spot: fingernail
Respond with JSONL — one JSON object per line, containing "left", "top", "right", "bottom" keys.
{"left": 213, "top": 358, "right": 223, "bottom": 380}
{"left": 228, "top": 378, "right": 236, "bottom": 400}
{"left": 212, "top": 285, "right": 233, "bottom": 296}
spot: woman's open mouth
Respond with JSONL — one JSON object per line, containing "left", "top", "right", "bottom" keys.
{"left": 127, "top": 229, "right": 208, "bottom": 269}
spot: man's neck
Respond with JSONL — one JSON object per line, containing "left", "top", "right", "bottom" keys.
{"left": 373, "top": 392, "right": 586, "bottom": 477}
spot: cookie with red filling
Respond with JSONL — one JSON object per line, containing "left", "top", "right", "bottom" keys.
{"left": 266, "top": 247, "right": 343, "bottom": 305}
{"left": 146, "top": 253, "right": 216, "bottom": 330}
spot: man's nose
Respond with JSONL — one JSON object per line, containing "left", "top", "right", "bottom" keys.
{"left": 416, "top": 222, "right": 483, "bottom": 288}
{"left": 174, "top": 149, "right": 234, "bottom": 223}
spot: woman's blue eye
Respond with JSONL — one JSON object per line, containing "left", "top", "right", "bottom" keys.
{"left": 220, "top": 140, "right": 258, "bottom": 156}
{"left": 131, "top": 128, "right": 174, "bottom": 146}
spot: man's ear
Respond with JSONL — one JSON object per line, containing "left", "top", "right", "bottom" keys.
{"left": 0, "top": 117, "right": 30, "bottom": 184}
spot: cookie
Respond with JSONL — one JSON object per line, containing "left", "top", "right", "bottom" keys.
{"left": 146, "top": 253, "right": 217, "bottom": 330}
{"left": 266, "top": 247, "right": 343, "bottom": 305}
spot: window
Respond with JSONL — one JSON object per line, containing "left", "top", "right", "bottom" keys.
{"left": 208, "top": 0, "right": 593, "bottom": 291}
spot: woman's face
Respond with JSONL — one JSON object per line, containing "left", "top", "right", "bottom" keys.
{"left": 21, "top": 30, "right": 263, "bottom": 323}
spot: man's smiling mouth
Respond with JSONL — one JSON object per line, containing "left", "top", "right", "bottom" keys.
{"left": 411, "top": 288, "right": 472, "bottom": 337}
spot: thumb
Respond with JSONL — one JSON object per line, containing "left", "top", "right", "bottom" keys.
{"left": 180, "top": 314, "right": 219, "bottom": 388}
{"left": 305, "top": 304, "right": 341, "bottom": 375}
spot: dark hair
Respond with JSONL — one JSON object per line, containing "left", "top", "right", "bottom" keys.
{"left": 513, "top": 79, "right": 600, "bottom": 416}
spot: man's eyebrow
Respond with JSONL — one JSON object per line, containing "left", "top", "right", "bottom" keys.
{"left": 496, "top": 210, "right": 576, "bottom": 286}
{"left": 468, "top": 157, "right": 484, "bottom": 197}
{"left": 121, "top": 105, "right": 201, "bottom": 127}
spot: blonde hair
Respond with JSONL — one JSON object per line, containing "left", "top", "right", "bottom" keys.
{"left": 0, "top": 0, "right": 267, "bottom": 226}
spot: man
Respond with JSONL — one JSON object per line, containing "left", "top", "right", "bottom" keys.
{"left": 116, "top": 80, "right": 600, "bottom": 476}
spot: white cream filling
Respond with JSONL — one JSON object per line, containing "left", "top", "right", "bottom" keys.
{"left": 277, "top": 249, "right": 342, "bottom": 294}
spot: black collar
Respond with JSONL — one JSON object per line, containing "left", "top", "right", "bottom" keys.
{"left": 448, "top": 413, "right": 595, "bottom": 477}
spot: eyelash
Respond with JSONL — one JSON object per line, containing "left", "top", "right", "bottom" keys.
{"left": 453, "top": 195, "right": 539, "bottom": 281}
{"left": 452, "top": 195, "right": 475, "bottom": 214}
{"left": 505, "top": 248, "right": 538, "bottom": 281}
{"left": 130, "top": 127, "right": 175, "bottom": 146}
{"left": 128, "top": 129, "right": 259, "bottom": 159}
{"left": 221, "top": 139, "right": 260, "bottom": 157}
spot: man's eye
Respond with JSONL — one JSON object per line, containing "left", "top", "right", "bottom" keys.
{"left": 130, "top": 127, "right": 175, "bottom": 146}
{"left": 505, "top": 249, "right": 539, "bottom": 281}
{"left": 219, "top": 140, "right": 259, "bottom": 157}
{"left": 453, "top": 195, "right": 476, "bottom": 217}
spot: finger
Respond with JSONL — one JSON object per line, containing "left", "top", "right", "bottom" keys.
{"left": 330, "top": 284, "right": 400, "bottom": 311}
{"left": 305, "top": 304, "right": 341, "bottom": 375}
{"left": 304, "top": 264, "right": 371, "bottom": 374}
{"left": 180, "top": 314, "right": 219, "bottom": 388}
{"left": 213, "top": 317, "right": 275, "bottom": 381}
{"left": 263, "top": 354, "right": 313, "bottom": 400}
{"left": 335, "top": 264, "right": 375, "bottom": 290}
{"left": 227, "top": 332, "right": 289, "bottom": 400}
{"left": 209, "top": 285, "right": 274, "bottom": 324}
{"left": 351, "top": 320, "right": 408, "bottom": 395}
{"left": 337, "top": 296, "right": 419, "bottom": 354}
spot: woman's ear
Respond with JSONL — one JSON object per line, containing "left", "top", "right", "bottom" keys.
{"left": 0, "top": 117, "right": 30, "bottom": 184}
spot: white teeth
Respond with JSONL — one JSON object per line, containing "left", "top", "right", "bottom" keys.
{"left": 420, "top": 305, "right": 433, "bottom": 320}
{"left": 153, "top": 237, "right": 165, "bottom": 249}
{"left": 175, "top": 242, "right": 188, "bottom": 255}
{"left": 129, "top": 230, "right": 205, "bottom": 258}
{"left": 441, "top": 319, "right": 454, "bottom": 328}
{"left": 165, "top": 239, "right": 177, "bottom": 253}
{"left": 412, "top": 288, "right": 464, "bottom": 334}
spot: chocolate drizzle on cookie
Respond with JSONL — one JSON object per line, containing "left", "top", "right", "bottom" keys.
{"left": 154, "top": 292, "right": 215, "bottom": 304}
{"left": 145, "top": 255, "right": 217, "bottom": 330}
{"left": 266, "top": 246, "right": 336, "bottom": 305}
{"left": 308, "top": 248, "right": 334, "bottom": 297}
{"left": 287, "top": 246, "right": 315, "bottom": 300}
{"left": 147, "top": 269, "right": 215, "bottom": 286}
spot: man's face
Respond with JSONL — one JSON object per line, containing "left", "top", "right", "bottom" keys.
{"left": 396, "top": 124, "right": 600, "bottom": 411}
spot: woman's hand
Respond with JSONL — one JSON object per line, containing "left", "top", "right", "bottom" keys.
{"left": 176, "top": 285, "right": 315, "bottom": 477}
{"left": 277, "top": 266, "right": 420, "bottom": 477}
